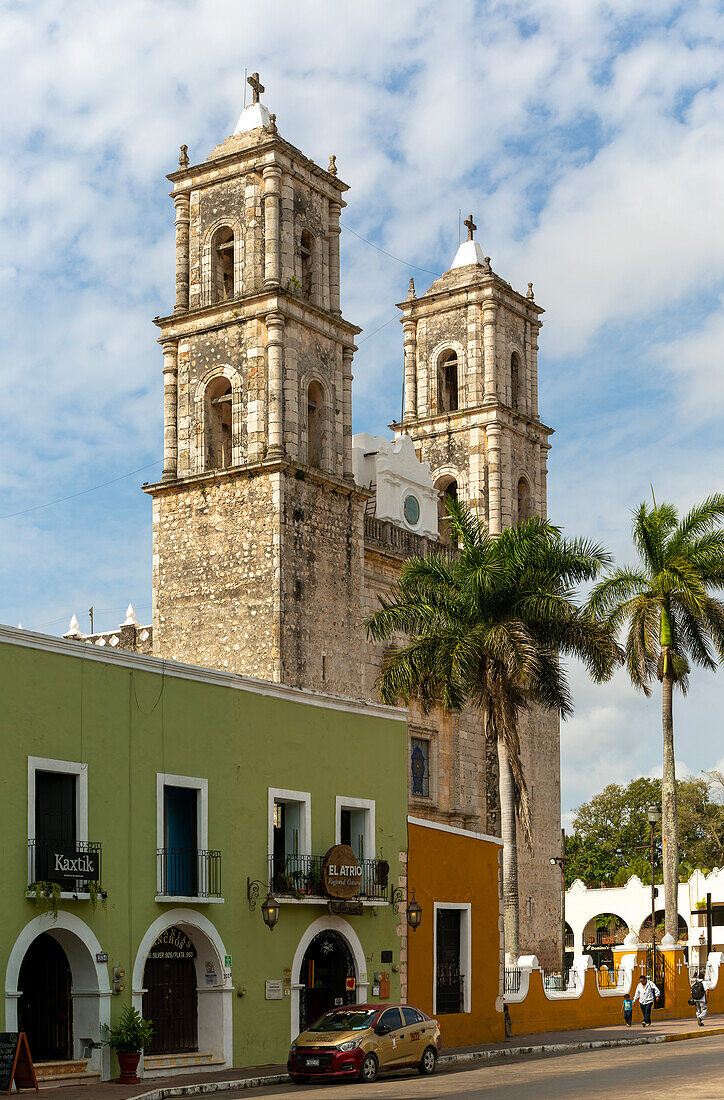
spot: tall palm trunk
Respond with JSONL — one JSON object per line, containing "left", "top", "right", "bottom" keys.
{"left": 497, "top": 737, "right": 520, "bottom": 961}
{"left": 661, "top": 661, "right": 679, "bottom": 940}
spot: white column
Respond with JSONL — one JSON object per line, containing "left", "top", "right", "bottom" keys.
{"left": 328, "top": 201, "right": 342, "bottom": 314}
{"left": 402, "top": 320, "right": 417, "bottom": 421}
{"left": 530, "top": 322, "right": 541, "bottom": 419}
{"left": 263, "top": 167, "right": 282, "bottom": 288}
{"left": 162, "top": 342, "right": 178, "bottom": 479}
{"left": 467, "top": 302, "right": 483, "bottom": 408}
{"left": 266, "top": 312, "right": 285, "bottom": 458}
{"left": 174, "top": 193, "right": 190, "bottom": 313}
{"left": 486, "top": 423, "right": 502, "bottom": 535}
{"left": 483, "top": 301, "right": 498, "bottom": 404}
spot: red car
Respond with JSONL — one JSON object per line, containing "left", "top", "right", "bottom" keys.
{"left": 287, "top": 1003, "right": 441, "bottom": 1084}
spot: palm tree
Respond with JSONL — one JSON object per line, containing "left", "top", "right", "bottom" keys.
{"left": 588, "top": 494, "right": 724, "bottom": 939}
{"left": 365, "top": 500, "right": 619, "bottom": 959}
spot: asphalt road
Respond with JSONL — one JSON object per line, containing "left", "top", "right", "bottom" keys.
{"left": 247, "top": 1034, "right": 724, "bottom": 1098}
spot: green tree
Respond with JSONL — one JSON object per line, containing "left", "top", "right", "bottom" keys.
{"left": 365, "top": 501, "right": 619, "bottom": 959}
{"left": 566, "top": 776, "right": 724, "bottom": 886}
{"left": 588, "top": 495, "right": 724, "bottom": 937}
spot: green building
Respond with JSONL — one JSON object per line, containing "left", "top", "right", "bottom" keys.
{"left": 0, "top": 625, "right": 407, "bottom": 1082}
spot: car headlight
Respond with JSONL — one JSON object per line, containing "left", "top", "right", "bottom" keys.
{"left": 337, "top": 1039, "right": 360, "bottom": 1052}
{"left": 290, "top": 1041, "right": 297, "bottom": 1053}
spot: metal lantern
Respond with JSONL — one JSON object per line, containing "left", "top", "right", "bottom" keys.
{"left": 406, "top": 891, "right": 423, "bottom": 931}
{"left": 647, "top": 804, "right": 662, "bottom": 826}
{"left": 261, "top": 892, "right": 280, "bottom": 931}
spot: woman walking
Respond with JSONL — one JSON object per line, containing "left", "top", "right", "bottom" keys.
{"left": 690, "top": 971, "right": 708, "bottom": 1026}
{"left": 633, "top": 975, "right": 660, "bottom": 1027}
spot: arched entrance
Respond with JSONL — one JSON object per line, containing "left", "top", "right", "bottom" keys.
{"left": 18, "top": 933, "right": 72, "bottom": 1062}
{"left": 299, "top": 930, "right": 356, "bottom": 1032}
{"left": 142, "top": 927, "right": 198, "bottom": 1054}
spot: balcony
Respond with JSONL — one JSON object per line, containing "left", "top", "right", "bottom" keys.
{"left": 156, "top": 848, "right": 222, "bottom": 901}
{"left": 28, "top": 840, "right": 103, "bottom": 897}
{"left": 268, "top": 853, "right": 390, "bottom": 902}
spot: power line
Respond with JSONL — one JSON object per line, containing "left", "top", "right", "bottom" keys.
{"left": 0, "top": 460, "right": 162, "bottom": 521}
{"left": 357, "top": 314, "right": 399, "bottom": 344}
{"left": 340, "top": 221, "right": 442, "bottom": 278}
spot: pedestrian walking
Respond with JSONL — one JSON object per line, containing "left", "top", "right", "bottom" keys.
{"left": 690, "top": 971, "right": 708, "bottom": 1026}
{"left": 621, "top": 993, "right": 633, "bottom": 1026}
{"left": 632, "top": 974, "right": 660, "bottom": 1027}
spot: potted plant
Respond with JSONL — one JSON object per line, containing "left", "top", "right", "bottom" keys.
{"left": 103, "top": 1005, "right": 153, "bottom": 1083}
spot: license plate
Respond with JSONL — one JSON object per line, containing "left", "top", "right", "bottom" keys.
{"left": 306, "top": 1058, "right": 319, "bottom": 1066}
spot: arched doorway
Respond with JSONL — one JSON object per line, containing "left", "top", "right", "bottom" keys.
{"left": 435, "top": 475, "right": 458, "bottom": 546}
{"left": 299, "top": 930, "right": 356, "bottom": 1032}
{"left": 142, "top": 927, "right": 198, "bottom": 1055}
{"left": 18, "top": 933, "right": 72, "bottom": 1062}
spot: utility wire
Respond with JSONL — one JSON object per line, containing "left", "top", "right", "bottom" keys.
{"left": 0, "top": 460, "right": 161, "bottom": 521}
{"left": 357, "top": 314, "right": 399, "bottom": 344}
{"left": 340, "top": 221, "right": 442, "bottom": 278}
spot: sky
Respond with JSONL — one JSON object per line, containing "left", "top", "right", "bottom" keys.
{"left": 1, "top": 0, "right": 724, "bottom": 823}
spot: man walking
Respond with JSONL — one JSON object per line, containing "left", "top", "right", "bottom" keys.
{"left": 690, "top": 971, "right": 708, "bottom": 1026}
{"left": 632, "top": 974, "right": 660, "bottom": 1027}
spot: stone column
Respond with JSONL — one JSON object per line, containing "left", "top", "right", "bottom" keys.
{"left": 266, "top": 312, "right": 285, "bottom": 458}
{"left": 467, "top": 302, "right": 483, "bottom": 407}
{"left": 482, "top": 300, "right": 498, "bottom": 404}
{"left": 263, "top": 166, "right": 282, "bottom": 288}
{"left": 174, "top": 193, "right": 190, "bottom": 313}
{"left": 162, "top": 342, "right": 178, "bottom": 479}
{"left": 328, "top": 201, "right": 342, "bottom": 314}
{"left": 342, "top": 346, "right": 354, "bottom": 479}
{"left": 486, "top": 423, "right": 502, "bottom": 534}
{"left": 530, "top": 322, "right": 541, "bottom": 419}
{"left": 539, "top": 443, "right": 549, "bottom": 519}
{"left": 402, "top": 320, "right": 417, "bottom": 421}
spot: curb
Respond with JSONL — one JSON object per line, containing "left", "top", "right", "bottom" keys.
{"left": 129, "top": 1026, "right": 724, "bottom": 1099}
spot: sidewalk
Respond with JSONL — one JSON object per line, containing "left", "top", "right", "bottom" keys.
{"left": 47, "top": 1012, "right": 724, "bottom": 1099}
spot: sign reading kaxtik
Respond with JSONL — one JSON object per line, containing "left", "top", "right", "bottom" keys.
{"left": 51, "top": 850, "right": 100, "bottom": 881}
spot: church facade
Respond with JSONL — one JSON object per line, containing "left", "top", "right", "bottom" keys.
{"left": 143, "top": 83, "right": 561, "bottom": 962}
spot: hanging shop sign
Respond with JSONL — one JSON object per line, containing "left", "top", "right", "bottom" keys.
{"left": 147, "top": 927, "right": 197, "bottom": 960}
{"left": 48, "top": 849, "right": 100, "bottom": 882}
{"left": 0, "top": 1033, "right": 38, "bottom": 1094}
{"left": 322, "top": 845, "right": 363, "bottom": 899}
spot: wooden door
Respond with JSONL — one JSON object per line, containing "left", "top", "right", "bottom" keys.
{"left": 18, "top": 933, "right": 72, "bottom": 1062}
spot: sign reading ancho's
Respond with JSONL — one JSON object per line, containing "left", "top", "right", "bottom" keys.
{"left": 323, "top": 844, "right": 363, "bottom": 899}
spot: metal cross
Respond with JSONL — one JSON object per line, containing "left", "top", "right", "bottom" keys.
{"left": 247, "top": 72, "right": 265, "bottom": 105}
{"left": 464, "top": 214, "right": 477, "bottom": 241}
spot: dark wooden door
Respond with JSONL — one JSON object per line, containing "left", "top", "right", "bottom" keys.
{"left": 299, "top": 931, "right": 355, "bottom": 1032}
{"left": 143, "top": 955, "right": 197, "bottom": 1054}
{"left": 436, "top": 909, "right": 464, "bottom": 1014}
{"left": 35, "top": 771, "right": 76, "bottom": 880}
{"left": 18, "top": 933, "right": 72, "bottom": 1062}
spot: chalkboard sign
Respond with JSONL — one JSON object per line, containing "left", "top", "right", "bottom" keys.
{"left": 0, "top": 1033, "right": 38, "bottom": 1094}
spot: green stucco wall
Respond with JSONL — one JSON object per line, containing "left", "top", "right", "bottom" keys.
{"left": 0, "top": 633, "right": 408, "bottom": 1073}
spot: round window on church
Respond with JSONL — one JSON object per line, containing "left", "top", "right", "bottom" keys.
{"left": 403, "top": 494, "right": 420, "bottom": 526}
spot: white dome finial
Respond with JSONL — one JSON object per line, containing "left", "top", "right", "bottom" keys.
{"left": 123, "top": 604, "right": 138, "bottom": 626}
{"left": 63, "top": 614, "right": 84, "bottom": 639}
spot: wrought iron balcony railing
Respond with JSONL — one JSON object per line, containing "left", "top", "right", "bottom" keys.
{"left": 28, "top": 840, "right": 103, "bottom": 894}
{"left": 267, "top": 853, "right": 390, "bottom": 902}
{"left": 157, "top": 848, "right": 222, "bottom": 898}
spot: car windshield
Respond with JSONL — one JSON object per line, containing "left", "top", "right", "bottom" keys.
{"left": 308, "top": 1009, "right": 377, "bottom": 1032}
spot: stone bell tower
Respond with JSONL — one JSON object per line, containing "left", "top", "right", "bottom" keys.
{"left": 145, "top": 76, "right": 366, "bottom": 693}
{"left": 394, "top": 219, "right": 562, "bottom": 963}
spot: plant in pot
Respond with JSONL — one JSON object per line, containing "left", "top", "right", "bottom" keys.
{"left": 103, "top": 1005, "right": 153, "bottom": 1083}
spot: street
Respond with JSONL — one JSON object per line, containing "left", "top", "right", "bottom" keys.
{"left": 247, "top": 1035, "right": 724, "bottom": 1098}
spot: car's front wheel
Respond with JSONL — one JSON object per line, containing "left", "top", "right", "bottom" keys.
{"left": 290, "top": 1075, "right": 309, "bottom": 1085}
{"left": 419, "top": 1046, "right": 437, "bottom": 1075}
{"left": 358, "top": 1053, "right": 378, "bottom": 1083}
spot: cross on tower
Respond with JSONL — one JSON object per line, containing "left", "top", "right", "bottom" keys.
{"left": 247, "top": 72, "right": 265, "bottom": 105}
{"left": 464, "top": 214, "right": 477, "bottom": 242}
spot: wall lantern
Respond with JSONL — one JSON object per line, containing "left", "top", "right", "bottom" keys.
{"left": 261, "top": 892, "right": 280, "bottom": 931}
{"left": 406, "top": 891, "right": 423, "bottom": 932}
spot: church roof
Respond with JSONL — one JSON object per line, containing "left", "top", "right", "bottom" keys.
{"left": 450, "top": 239, "right": 487, "bottom": 269}
{"left": 233, "top": 101, "right": 272, "bottom": 134}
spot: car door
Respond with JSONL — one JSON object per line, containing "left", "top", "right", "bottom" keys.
{"left": 374, "top": 1008, "right": 405, "bottom": 1068}
{"left": 399, "top": 1007, "right": 426, "bottom": 1064}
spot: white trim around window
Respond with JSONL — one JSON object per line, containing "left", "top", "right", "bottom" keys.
{"left": 334, "top": 796, "right": 376, "bottom": 860}
{"left": 268, "top": 788, "right": 312, "bottom": 859}
{"left": 27, "top": 756, "right": 88, "bottom": 892}
{"left": 433, "top": 902, "right": 472, "bottom": 1015}
{"left": 156, "top": 773, "right": 209, "bottom": 896}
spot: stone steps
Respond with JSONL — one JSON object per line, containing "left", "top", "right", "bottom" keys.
{"left": 143, "top": 1051, "right": 225, "bottom": 1076}
{"left": 35, "top": 1060, "right": 101, "bottom": 1090}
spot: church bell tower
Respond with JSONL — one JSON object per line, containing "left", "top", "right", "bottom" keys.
{"left": 145, "top": 76, "right": 366, "bottom": 692}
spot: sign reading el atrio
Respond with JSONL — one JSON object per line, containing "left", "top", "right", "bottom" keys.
{"left": 323, "top": 845, "right": 363, "bottom": 899}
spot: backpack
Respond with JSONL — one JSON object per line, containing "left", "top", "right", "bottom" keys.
{"left": 691, "top": 980, "right": 705, "bottom": 1000}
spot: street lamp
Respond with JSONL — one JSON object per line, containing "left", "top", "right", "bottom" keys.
{"left": 261, "top": 892, "right": 280, "bottom": 931}
{"left": 549, "top": 829, "right": 567, "bottom": 982}
{"left": 406, "top": 891, "right": 423, "bottom": 932}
